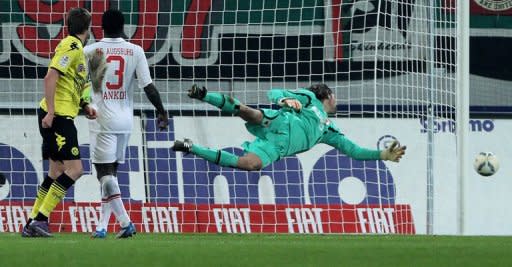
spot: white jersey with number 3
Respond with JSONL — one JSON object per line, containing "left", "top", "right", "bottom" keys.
{"left": 84, "top": 38, "right": 152, "bottom": 133}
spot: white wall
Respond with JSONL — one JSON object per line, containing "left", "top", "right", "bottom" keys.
{"left": 1, "top": 115, "right": 510, "bottom": 235}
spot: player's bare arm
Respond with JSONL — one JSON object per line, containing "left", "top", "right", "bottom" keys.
{"left": 144, "top": 83, "right": 168, "bottom": 130}
{"left": 41, "top": 68, "right": 60, "bottom": 128}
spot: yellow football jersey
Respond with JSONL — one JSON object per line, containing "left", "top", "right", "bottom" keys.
{"left": 40, "top": 35, "right": 89, "bottom": 117}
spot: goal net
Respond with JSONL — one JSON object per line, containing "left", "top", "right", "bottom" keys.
{"left": 0, "top": 0, "right": 461, "bottom": 235}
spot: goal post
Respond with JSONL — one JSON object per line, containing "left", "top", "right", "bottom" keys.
{"left": 0, "top": 0, "right": 467, "bottom": 235}
{"left": 455, "top": 0, "right": 470, "bottom": 236}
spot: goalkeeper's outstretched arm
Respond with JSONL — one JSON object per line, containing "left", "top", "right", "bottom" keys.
{"left": 321, "top": 130, "right": 406, "bottom": 162}
{"left": 143, "top": 83, "right": 168, "bottom": 130}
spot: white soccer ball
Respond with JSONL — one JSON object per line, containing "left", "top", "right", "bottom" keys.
{"left": 473, "top": 152, "right": 500, "bottom": 177}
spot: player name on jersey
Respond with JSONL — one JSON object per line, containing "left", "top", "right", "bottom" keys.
{"left": 105, "top": 47, "right": 133, "bottom": 56}
{"left": 103, "top": 90, "right": 127, "bottom": 100}
{"left": 0, "top": 202, "right": 415, "bottom": 234}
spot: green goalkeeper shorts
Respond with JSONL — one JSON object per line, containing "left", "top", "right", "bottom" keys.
{"left": 242, "top": 109, "right": 292, "bottom": 168}
{"left": 241, "top": 138, "right": 281, "bottom": 168}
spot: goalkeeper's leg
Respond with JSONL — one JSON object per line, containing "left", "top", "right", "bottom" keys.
{"left": 188, "top": 84, "right": 263, "bottom": 124}
{"left": 172, "top": 138, "right": 280, "bottom": 171}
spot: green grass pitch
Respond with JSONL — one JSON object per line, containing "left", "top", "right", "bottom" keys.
{"left": 1, "top": 234, "right": 511, "bottom": 267}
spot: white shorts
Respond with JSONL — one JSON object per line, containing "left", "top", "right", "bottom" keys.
{"left": 90, "top": 132, "right": 130, "bottom": 164}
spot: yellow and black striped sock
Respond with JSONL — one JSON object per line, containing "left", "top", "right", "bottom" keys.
{"left": 29, "top": 175, "right": 54, "bottom": 222}
{"left": 36, "top": 173, "right": 75, "bottom": 221}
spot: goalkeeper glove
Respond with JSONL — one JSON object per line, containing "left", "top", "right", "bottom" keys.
{"left": 86, "top": 50, "right": 107, "bottom": 93}
{"left": 380, "top": 141, "right": 406, "bottom": 162}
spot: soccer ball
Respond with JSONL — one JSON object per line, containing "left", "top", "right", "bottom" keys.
{"left": 473, "top": 152, "right": 500, "bottom": 177}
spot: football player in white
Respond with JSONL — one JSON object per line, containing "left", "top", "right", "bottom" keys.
{"left": 84, "top": 9, "right": 168, "bottom": 238}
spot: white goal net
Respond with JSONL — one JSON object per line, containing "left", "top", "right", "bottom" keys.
{"left": 0, "top": 0, "right": 462, "bottom": 235}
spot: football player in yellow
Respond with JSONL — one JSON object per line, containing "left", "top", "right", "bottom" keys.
{"left": 22, "top": 7, "right": 96, "bottom": 237}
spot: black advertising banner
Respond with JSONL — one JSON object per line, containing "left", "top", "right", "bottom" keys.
{"left": 0, "top": 0, "right": 444, "bottom": 81}
{"left": 0, "top": 0, "right": 509, "bottom": 108}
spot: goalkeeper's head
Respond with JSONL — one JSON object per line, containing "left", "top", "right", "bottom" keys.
{"left": 102, "top": 9, "right": 125, "bottom": 38}
{"left": 308, "top": 83, "right": 336, "bottom": 114}
{"left": 67, "top": 7, "right": 91, "bottom": 36}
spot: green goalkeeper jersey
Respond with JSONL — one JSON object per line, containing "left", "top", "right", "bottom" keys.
{"left": 247, "top": 88, "right": 381, "bottom": 160}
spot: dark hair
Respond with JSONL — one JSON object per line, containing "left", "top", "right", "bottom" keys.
{"left": 102, "top": 9, "right": 125, "bottom": 36}
{"left": 308, "top": 83, "right": 333, "bottom": 101}
{"left": 67, "top": 7, "right": 91, "bottom": 35}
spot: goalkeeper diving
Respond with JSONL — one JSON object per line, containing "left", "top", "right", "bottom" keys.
{"left": 172, "top": 84, "right": 406, "bottom": 170}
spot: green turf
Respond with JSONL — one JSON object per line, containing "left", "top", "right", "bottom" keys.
{"left": 0, "top": 234, "right": 511, "bottom": 267}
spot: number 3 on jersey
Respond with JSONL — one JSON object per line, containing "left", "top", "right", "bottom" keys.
{"left": 106, "top": 55, "right": 125, "bottom": 90}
